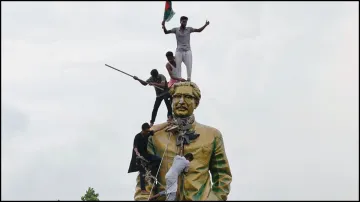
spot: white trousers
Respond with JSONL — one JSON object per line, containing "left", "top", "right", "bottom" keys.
{"left": 175, "top": 50, "right": 192, "bottom": 80}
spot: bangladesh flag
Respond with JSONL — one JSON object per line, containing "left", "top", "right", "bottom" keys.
{"left": 163, "top": 1, "right": 175, "bottom": 22}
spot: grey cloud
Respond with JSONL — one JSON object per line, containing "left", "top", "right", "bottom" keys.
{"left": 1, "top": 104, "right": 30, "bottom": 140}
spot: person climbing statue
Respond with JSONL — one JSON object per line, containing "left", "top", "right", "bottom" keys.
{"left": 149, "top": 153, "right": 194, "bottom": 201}
{"left": 165, "top": 51, "right": 186, "bottom": 88}
{"left": 162, "top": 16, "right": 210, "bottom": 81}
{"left": 134, "top": 69, "right": 172, "bottom": 126}
{"left": 128, "top": 123, "right": 166, "bottom": 194}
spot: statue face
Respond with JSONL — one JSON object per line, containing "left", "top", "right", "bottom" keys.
{"left": 172, "top": 85, "right": 197, "bottom": 117}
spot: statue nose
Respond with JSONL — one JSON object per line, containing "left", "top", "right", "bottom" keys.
{"left": 179, "top": 97, "right": 184, "bottom": 103}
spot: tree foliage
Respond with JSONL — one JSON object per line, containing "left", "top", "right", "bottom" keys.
{"left": 81, "top": 187, "right": 100, "bottom": 201}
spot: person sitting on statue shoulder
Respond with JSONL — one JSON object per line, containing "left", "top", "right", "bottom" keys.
{"left": 133, "top": 82, "right": 232, "bottom": 201}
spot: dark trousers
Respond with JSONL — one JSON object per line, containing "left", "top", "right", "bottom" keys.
{"left": 146, "top": 154, "right": 162, "bottom": 176}
{"left": 151, "top": 94, "right": 172, "bottom": 124}
{"left": 139, "top": 166, "right": 146, "bottom": 190}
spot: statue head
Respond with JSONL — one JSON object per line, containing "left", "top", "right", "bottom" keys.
{"left": 169, "top": 81, "right": 201, "bottom": 118}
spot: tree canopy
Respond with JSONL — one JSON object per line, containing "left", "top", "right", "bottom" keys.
{"left": 81, "top": 187, "right": 100, "bottom": 201}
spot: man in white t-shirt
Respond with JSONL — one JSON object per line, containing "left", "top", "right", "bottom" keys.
{"left": 162, "top": 16, "right": 210, "bottom": 81}
{"left": 149, "top": 153, "right": 194, "bottom": 201}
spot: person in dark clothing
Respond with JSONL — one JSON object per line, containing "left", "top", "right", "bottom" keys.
{"left": 128, "top": 123, "right": 164, "bottom": 194}
{"left": 134, "top": 69, "right": 173, "bottom": 126}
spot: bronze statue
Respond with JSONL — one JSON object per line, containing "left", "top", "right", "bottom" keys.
{"left": 133, "top": 82, "right": 232, "bottom": 201}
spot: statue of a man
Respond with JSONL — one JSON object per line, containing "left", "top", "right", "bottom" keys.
{"left": 133, "top": 82, "right": 232, "bottom": 201}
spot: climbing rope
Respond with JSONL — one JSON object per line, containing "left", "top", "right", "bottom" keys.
{"left": 144, "top": 169, "right": 165, "bottom": 188}
{"left": 147, "top": 131, "right": 173, "bottom": 201}
{"left": 136, "top": 154, "right": 167, "bottom": 188}
{"left": 146, "top": 121, "right": 190, "bottom": 201}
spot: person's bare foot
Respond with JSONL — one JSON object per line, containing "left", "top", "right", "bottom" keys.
{"left": 141, "top": 190, "right": 150, "bottom": 194}
{"left": 149, "top": 195, "right": 158, "bottom": 200}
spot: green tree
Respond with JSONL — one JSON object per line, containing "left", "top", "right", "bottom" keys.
{"left": 81, "top": 187, "right": 100, "bottom": 201}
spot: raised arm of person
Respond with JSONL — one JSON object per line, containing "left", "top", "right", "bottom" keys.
{"left": 192, "top": 20, "right": 210, "bottom": 33}
{"left": 162, "top": 21, "right": 177, "bottom": 34}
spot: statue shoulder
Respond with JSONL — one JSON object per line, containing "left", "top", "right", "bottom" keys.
{"left": 150, "top": 122, "right": 169, "bottom": 131}
{"left": 150, "top": 122, "right": 170, "bottom": 138}
{"left": 195, "top": 122, "right": 222, "bottom": 137}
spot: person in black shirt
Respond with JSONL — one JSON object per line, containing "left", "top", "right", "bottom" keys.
{"left": 133, "top": 69, "right": 173, "bottom": 127}
{"left": 128, "top": 123, "right": 164, "bottom": 194}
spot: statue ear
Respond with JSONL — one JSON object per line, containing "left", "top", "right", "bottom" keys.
{"left": 194, "top": 100, "right": 200, "bottom": 108}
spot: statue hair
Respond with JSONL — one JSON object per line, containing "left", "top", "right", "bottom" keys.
{"left": 169, "top": 81, "right": 201, "bottom": 106}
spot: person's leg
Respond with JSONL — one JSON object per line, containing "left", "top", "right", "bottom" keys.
{"left": 164, "top": 94, "right": 173, "bottom": 120}
{"left": 149, "top": 191, "right": 166, "bottom": 201}
{"left": 139, "top": 168, "right": 146, "bottom": 191}
{"left": 166, "top": 192, "right": 177, "bottom": 201}
{"left": 163, "top": 175, "right": 177, "bottom": 201}
{"left": 148, "top": 154, "right": 162, "bottom": 176}
{"left": 175, "top": 51, "right": 183, "bottom": 78}
{"left": 163, "top": 175, "right": 178, "bottom": 199}
{"left": 169, "top": 95, "right": 173, "bottom": 105}
{"left": 183, "top": 50, "right": 193, "bottom": 81}
{"left": 150, "top": 97, "right": 163, "bottom": 125}
{"left": 168, "top": 78, "right": 176, "bottom": 88}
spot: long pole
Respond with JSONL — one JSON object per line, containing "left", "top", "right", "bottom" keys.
{"left": 105, "top": 64, "right": 165, "bottom": 91}
{"left": 105, "top": 64, "right": 134, "bottom": 77}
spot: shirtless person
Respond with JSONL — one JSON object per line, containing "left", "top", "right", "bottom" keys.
{"left": 149, "top": 153, "right": 194, "bottom": 201}
{"left": 165, "top": 51, "right": 186, "bottom": 88}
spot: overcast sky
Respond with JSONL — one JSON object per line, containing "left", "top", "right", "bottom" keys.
{"left": 1, "top": 1, "right": 359, "bottom": 201}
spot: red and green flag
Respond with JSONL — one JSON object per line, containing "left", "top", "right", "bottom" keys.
{"left": 163, "top": 1, "right": 175, "bottom": 22}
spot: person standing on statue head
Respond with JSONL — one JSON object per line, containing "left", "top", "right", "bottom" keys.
{"left": 134, "top": 69, "right": 172, "bottom": 126}
{"left": 162, "top": 16, "right": 210, "bottom": 81}
{"left": 165, "top": 51, "right": 186, "bottom": 88}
